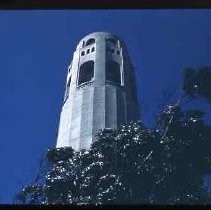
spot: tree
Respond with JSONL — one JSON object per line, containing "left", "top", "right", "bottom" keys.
{"left": 15, "top": 67, "right": 211, "bottom": 205}
{"left": 15, "top": 118, "right": 211, "bottom": 204}
{"left": 183, "top": 66, "right": 211, "bottom": 102}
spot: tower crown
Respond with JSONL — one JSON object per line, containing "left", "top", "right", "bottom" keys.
{"left": 76, "top": 32, "right": 121, "bottom": 50}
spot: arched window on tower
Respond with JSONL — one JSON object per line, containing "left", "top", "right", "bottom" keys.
{"left": 106, "top": 60, "right": 121, "bottom": 85}
{"left": 64, "top": 76, "right": 71, "bottom": 102}
{"left": 85, "top": 38, "right": 95, "bottom": 46}
{"left": 78, "top": 61, "right": 94, "bottom": 86}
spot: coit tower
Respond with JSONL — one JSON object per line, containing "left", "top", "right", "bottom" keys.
{"left": 56, "top": 32, "right": 140, "bottom": 150}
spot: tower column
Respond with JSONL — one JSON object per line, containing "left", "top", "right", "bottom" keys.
{"left": 56, "top": 32, "right": 140, "bottom": 150}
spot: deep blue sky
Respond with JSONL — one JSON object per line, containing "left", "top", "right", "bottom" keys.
{"left": 0, "top": 10, "right": 211, "bottom": 204}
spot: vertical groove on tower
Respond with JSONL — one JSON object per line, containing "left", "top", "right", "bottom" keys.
{"left": 92, "top": 36, "right": 106, "bottom": 143}
{"left": 79, "top": 87, "right": 94, "bottom": 149}
{"left": 117, "top": 89, "right": 126, "bottom": 127}
{"left": 105, "top": 85, "right": 117, "bottom": 129}
{"left": 70, "top": 91, "right": 83, "bottom": 150}
{"left": 66, "top": 96, "right": 73, "bottom": 146}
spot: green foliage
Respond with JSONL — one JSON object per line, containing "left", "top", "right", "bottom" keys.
{"left": 46, "top": 147, "right": 74, "bottom": 163}
{"left": 183, "top": 67, "right": 211, "bottom": 102}
{"left": 15, "top": 117, "right": 211, "bottom": 205}
{"left": 15, "top": 66, "right": 211, "bottom": 205}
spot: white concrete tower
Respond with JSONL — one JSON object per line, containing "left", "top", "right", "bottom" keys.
{"left": 56, "top": 32, "right": 140, "bottom": 150}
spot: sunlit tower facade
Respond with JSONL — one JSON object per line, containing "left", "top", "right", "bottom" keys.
{"left": 56, "top": 32, "right": 140, "bottom": 150}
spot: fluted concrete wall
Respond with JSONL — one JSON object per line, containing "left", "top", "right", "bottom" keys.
{"left": 56, "top": 32, "right": 140, "bottom": 150}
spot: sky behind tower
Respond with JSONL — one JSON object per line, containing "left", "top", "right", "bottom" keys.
{"left": 0, "top": 10, "right": 211, "bottom": 203}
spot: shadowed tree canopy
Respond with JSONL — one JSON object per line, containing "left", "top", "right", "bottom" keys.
{"left": 15, "top": 67, "right": 211, "bottom": 205}
{"left": 183, "top": 67, "right": 211, "bottom": 102}
{"left": 16, "top": 119, "right": 211, "bottom": 204}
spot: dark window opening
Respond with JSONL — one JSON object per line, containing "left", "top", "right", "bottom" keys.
{"left": 91, "top": 47, "right": 95, "bottom": 52}
{"left": 85, "top": 38, "right": 95, "bottom": 46}
{"left": 81, "top": 51, "right": 85, "bottom": 56}
{"left": 68, "top": 76, "right": 71, "bottom": 85}
{"left": 64, "top": 76, "right": 71, "bottom": 102}
{"left": 117, "top": 50, "right": 120, "bottom": 55}
{"left": 106, "top": 60, "right": 121, "bottom": 85}
{"left": 87, "top": 49, "right": 90, "bottom": 54}
{"left": 78, "top": 61, "right": 94, "bottom": 86}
